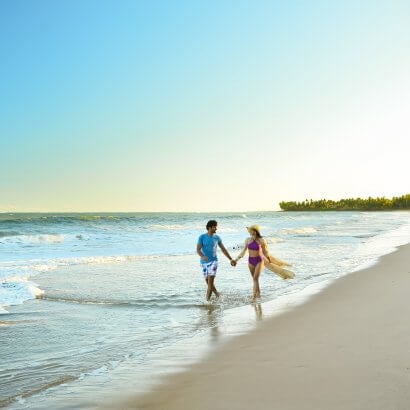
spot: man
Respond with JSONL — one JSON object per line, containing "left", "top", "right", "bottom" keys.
{"left": 196, "top": 220, "right": 236, "bottom": 301}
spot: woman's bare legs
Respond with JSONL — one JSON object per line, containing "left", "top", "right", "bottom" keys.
{"left": 248, "top": 262, "right": 264, "bottom": 301}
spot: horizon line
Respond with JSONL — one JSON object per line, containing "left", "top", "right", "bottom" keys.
{"left": 0, "top": 209, "right": 281, "bottom": 214}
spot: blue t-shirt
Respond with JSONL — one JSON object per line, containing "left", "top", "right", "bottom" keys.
{"left": 197, "top": 233, "right": 222, "bottom": 263}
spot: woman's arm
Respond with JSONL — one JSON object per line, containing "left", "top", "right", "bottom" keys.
{"left": 234, "top": 239, "right": 249, "bottom": 263}
{"left": 260, "top": 238, "right": 271, "bottom": 261}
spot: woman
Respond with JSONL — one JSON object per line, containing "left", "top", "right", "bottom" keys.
{"left": 234, "top": 224, "right": 294, "bottom": 300}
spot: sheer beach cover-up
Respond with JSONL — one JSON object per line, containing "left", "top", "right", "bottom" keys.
{"left": 236, "top": 237, "right": 295, "bottom": 280}
{"left": 263, "top": 255, "right": 295, "bottom": 279}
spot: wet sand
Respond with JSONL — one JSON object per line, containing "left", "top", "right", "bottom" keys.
{"left": 123, "top": 243, "right": 410, "bottom": 410}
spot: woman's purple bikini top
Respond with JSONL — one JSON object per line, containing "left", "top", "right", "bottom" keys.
{"left": 247, "top": 240, "right": 261, "bottom": 251}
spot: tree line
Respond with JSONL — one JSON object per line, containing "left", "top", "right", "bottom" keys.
{"left": 279, "top": 194, "right": 410, "bottom": 211}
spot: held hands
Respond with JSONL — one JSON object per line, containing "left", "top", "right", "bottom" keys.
{"left": 230, "top": 259, "right": 237, "bottom": 267}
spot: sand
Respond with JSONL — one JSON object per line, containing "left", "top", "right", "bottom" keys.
{"left": 123, "top": 244, "right": 410, "bottom": 410}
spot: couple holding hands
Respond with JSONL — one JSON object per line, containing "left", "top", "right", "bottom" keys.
{"left": 196, "top": 220, "right": 294, "bottom": 301}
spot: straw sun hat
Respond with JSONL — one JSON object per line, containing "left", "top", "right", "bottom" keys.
{"left": 247, "top": 224, "right": 262, "bottom": 235}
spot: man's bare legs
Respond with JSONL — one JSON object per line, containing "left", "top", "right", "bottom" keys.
{"left": 205, "top": 276, "right": 219, "bottom": 301}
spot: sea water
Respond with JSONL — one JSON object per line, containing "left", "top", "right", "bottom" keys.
{"left": 1, "top": 211, "right": 409, "bottom": 408}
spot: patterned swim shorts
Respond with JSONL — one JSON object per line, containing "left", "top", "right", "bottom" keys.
{"left": 200, "top": 260, "right": 218, "bottom": 277}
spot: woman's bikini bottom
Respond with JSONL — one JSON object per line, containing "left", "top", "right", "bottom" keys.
{"left": 248, "top": 255, "right": 263, "bottom": 266}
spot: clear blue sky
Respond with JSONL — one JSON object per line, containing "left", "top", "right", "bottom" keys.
{"left": 1, "top": 0, "right": 409, "bottom": 211}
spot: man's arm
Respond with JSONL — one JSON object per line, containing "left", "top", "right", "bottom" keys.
{"left": 196, "top": 243, "right": 208, "bottom": 261}
{"left": 218, "top": 243, "right": 234, "bottom": 264}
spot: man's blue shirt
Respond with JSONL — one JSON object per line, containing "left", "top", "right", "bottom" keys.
{"left": 197, "top": 233, "right": 222, "bottom": 263}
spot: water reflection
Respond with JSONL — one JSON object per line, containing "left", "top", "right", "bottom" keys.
{"left": 253, "top": 302, "right": 263, "bottom": 320}
{"left": 204, "top": 304, "right": 221, "bottom": 342}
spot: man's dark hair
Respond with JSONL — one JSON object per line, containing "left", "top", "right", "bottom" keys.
{"left": 206, "top": 220, "right": 217, "bottom": 230}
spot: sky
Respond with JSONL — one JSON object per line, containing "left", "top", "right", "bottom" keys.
{"left": 1, "top": 0, "right": 409, "bottom": 212}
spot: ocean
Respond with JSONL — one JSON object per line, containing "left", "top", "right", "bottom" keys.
{"left": 1, "top": 211, "right": 409, "bottom": 408}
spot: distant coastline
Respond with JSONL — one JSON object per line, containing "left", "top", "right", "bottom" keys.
{"left": 279, "top": 194, "right": 410, "bottom": 211}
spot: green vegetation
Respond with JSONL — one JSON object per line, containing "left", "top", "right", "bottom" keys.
{"left": 279, "top": 194, "right": 410, "bottom": 211}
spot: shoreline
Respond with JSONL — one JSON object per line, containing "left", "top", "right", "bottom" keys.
{"left": 122, "top": 243, "right": 410, "bottom": 410}
{"left": 2, "top": 213, "right": 409, "bottom": 409}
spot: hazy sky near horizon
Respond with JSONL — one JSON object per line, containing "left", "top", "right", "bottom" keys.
{"left": 1, "top": 0, "right": 409, "bottom": 212}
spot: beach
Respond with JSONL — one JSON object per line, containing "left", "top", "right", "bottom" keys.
{"left": 1, "top": 212, "right": 409, "bottom": 408}
{"left": 125, "top": 243, "right": 410, "bottom": 410}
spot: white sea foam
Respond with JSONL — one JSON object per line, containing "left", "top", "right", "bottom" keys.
{"left": 265, "top": 236, "right": 283, "bottom": 244}
{"left": 0, "top": 278, "right": 44, "bottom": 313}
{"left": 282, "top": 227, "right": 318, "bottom": 234}
{"left": 87, "top": 366, "right": 109, "bottom": 376}
{"left": 0, "top": 254, "right": 169, "bottom": 310}
{"left": 0, "top": 234, "right": 65, "bottom": 244}
{"left": 350, "top": 220, "right": 410, "bottom": 272}
{"left": 147, "top": 224, "right": 239, "bottom": 233}
{"left": 149, "top": 224, "right": 195, "bottom": 230}
{"left": 1, "top": 254, "right": 165, "bottom": 275}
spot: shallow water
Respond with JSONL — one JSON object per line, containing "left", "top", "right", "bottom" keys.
{"left": 1, "top": 211, "right": 409, "bottom": 408}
